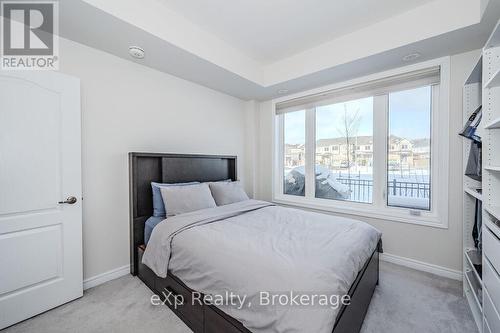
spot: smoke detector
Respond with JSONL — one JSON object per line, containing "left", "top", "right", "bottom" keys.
{"left": 402, "top": 52, "right": 421, "bottom": 62}
{"left": 129, "top": 46, "right": 145, "bottom": 59}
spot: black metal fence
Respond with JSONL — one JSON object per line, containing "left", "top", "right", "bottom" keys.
{"left": 336, "top": 177, "right": 430, "bottom": 203}
{"left": 336, "top": 177, "right": 373, "bottom": 202}
{"left": 388, "top": 178, "right": 430, "bottom": 198}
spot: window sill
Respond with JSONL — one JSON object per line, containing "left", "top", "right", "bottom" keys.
{"left": 272, "top": 196, "right": 448, "bottom": 229}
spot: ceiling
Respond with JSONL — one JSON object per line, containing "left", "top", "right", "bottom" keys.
{"left": 52, "top": 0, "right": 500, "bottom": 100}
{"left": 157, "top": 0, "right": 434, "bottom": 64}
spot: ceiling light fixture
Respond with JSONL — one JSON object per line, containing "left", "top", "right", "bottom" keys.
{"left": 129, "top": 46, "right": 145, "bottom": 59}
{"left": 277, "top": 89, "right": 289, "bottom": 95}
{"left": 402, "top": 52, "right": 421, "bottom": 62}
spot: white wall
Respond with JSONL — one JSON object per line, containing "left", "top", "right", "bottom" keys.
{"left": 56, "top": 35, "right": 479, "bottom": 280}
{"left": 253, "top": 49, "right": 481, "bottom": 273}
{"left": 59, "top": 38, "right": 247, "bottom": 280}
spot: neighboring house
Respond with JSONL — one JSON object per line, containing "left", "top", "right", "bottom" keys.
{"left": 411, "top": 138, "right": 431, "bottom": 169}
{"left": 284, "top": 135, "right": 430, "bottom": 173}
{"left": 284, "top": 143, "right": 305, "bottom": 167}
{"left": 388, "top": 135, "right": 413, "bottom": 170}
{"left": 316, "top": 136, "right": 374, "bottom": 168}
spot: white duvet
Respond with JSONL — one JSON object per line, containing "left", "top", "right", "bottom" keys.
{"left": 143, "top": 200, "right": 381, "bottom": 333}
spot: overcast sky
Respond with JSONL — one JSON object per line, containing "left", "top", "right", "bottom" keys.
{"left": 284, "top": 86, "right": 432, "bottom": 144}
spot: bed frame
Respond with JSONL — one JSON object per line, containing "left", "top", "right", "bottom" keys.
{"left": 129, "top": 152, "right": 381, "bottom": 333}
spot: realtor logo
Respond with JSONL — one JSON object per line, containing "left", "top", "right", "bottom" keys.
{"left": 1, "top": 1, "right": 59, "bottom": 70}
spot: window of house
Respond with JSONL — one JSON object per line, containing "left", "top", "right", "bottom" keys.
{"left": 274, "top": 62, "right": 449, "bottom": 227}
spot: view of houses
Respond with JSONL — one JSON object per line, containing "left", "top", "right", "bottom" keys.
{"left": 284, "top": 135, "right": 431, "bottom": 209}
{"left": 285, "top": 135, "right": 430, "bottom": 172}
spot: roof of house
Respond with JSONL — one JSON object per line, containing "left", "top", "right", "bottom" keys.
{"left": 298, "top": 135, "right": 428, "bottom": 148}
{"left": 316, "top": 135, "right": 374, "bottom": 147}
{"left": 284, "top": 143, "right": 305, "bottom": 149}
{"left": 411, "top": 138, "right": 430, "bottom": 148}
{"left": 316, "top": 135, "right": 408, "bottom": 147}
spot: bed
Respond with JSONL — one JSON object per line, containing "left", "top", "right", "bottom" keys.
{"left": 129, "top": 152, "right": 382, "bottom": 333}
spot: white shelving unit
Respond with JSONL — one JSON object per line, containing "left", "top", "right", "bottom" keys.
{"left": 463, "top": 19, "right": 500, "bottom": 333}
{"left": 484, "top": 117, "right": 500, "bottom": 129}
{"left": 462, "top": 53, "right": 484, "bottom": 332}
{"left": 484, "top": 165, "right": 500, "bottom": 172}
{"left": 465, "top": 187, "right": 483, "bottom": 201}
{"left": 485, "top": 205, "right": 500, "bottom": 221}
{"left": 484, "top": 69, "right": 500, "bottom": 89}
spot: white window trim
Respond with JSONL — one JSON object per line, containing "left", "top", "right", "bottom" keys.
{"left": 272, "top": 57, "right": 450, "bottom": 229}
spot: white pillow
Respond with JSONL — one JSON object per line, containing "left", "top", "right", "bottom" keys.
{"left": 160, "top": 183, "right": 216, "bottom": 216}
{"left": 209, "top": 181, "right": 249, "bottom": 206}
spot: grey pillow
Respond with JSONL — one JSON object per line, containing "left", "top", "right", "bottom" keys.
{"left": 209, "top": 181, "right": 249, "bottom": 206}
{"left": 160, "top": 183, "right": 216, "bottom": 216}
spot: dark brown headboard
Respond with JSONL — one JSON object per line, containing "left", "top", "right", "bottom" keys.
{"left": 128, "top": 152, "right": 237, "bottom": 275}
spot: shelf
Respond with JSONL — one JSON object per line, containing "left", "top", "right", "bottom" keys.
{"left": 484, "top": 117, "right": 500, "bottom": 129}
{"left": 465, "top": 55, "right": 482, "bottom": 85}
{"left": 485, "top": 218, "right": 500, "bottom": 240}
{"left": 485, "top": 205, "right": 500, "bottom": 221}
{"left": 485, "top": 20, "right": 500, "bottom": 49}
{"left": 485, "top": 165, "right": 500, "bottom": 172}
{"left": 465, "top": 187, "right": 483, "bottom": 201}
{"left": 465, "top": 248, "right": 483, "bottom": 281}
{"left": 464, "top": 284, "right": 483, "bottom": 333}
{"left": 465, "top": 286, "right": 484, "bottom": 333}
{"left": 465, "top": 269, "right": 483, "bottom": 311}
{"left": 485, "top": 68, "right": 500, "bottom": 89}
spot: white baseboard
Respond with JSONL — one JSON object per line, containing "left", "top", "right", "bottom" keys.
{"left": 83, "top": 264, "right": 130, "bottom": 290}
{"left": 380, "top": 253, "right": 462, "bottom": 281}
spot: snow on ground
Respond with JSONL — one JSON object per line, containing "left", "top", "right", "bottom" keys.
{"left": 284, "top": 165, "right": 430, "bottom": 208}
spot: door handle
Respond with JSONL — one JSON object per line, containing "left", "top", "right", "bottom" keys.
{"left": 58, "top": 196, "right": 77, "bottom": 204}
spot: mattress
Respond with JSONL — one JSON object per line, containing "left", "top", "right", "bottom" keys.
{"left": 143, "top": 200, "right": 381, "bottom": 333}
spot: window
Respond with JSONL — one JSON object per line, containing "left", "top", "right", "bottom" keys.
{"left": 274, "top": 61, "right": 449, "bottom": 227}
{"left": 283, "top": 110, "right": 306, "bottom": 197}
{"left": 315, "top": 97, "right": 373, "bottom": 203}
{"left": 388, "top": 86, "right": 431, "bottom": 211}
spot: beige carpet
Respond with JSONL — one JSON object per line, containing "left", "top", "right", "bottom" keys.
{"left": 4, "top": 262, "right": 477, "bottom": 333}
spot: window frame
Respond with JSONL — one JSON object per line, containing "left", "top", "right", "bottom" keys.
{"left": 272, "top": 58, "right": 450, "bottom": 228}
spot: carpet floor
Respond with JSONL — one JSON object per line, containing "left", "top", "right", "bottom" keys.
{"left": 4, "top": 262, "right": 477, "bottom": 333}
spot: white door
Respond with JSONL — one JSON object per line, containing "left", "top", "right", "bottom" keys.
{"left": 0, "top": 71, "right": 82, "bottom": 329}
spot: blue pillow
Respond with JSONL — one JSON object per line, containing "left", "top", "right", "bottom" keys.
{"left": 151, "top": 181, "right": 199, "bottom": 217}
{"left": 144, "top": 216, "right": 165, "bottom": 244}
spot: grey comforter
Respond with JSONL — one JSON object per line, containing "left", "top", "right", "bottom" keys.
{"left": 143, "top": 199, "right": 381, "bottom": 333}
